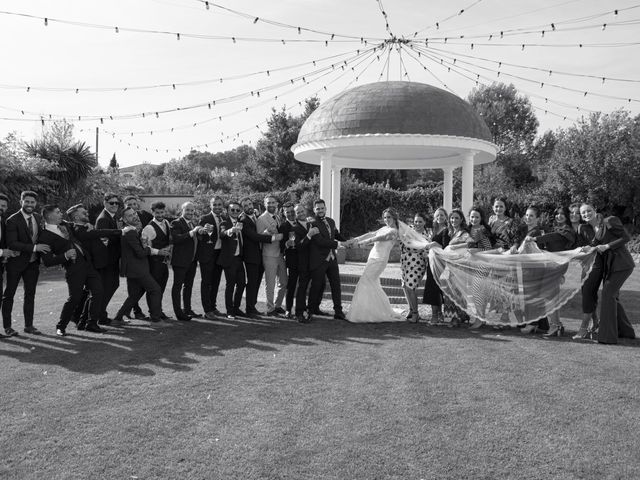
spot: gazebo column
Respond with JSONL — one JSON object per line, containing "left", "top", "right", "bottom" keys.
{"left": 461, "top": 152, "right": 475, "bottom": 214}
{"left": 442, "top": 167, "right": 454, "bottom": 213}
{"left": 331, "top": 165, "right": 342, "bottom": 229}
{"left": 319, "top": 153, "right": 333, "bottom": 214}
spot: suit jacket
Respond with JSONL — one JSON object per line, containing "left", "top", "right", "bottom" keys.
{"left": 256, "top": 211, "right": 282, "bottom": 258}
{"left": 38, "top": 228, "right": 94, "bottom": 276}
{"left": 5, "top": 211, "right": 43, "bottom": 270}
{"left": 239, "top": 213, "right": 272, "bottom": 265}
{"left": 217, "top": 217, "right": 242, "bottom": 267}
{"left": 597, "top": 216, "right": 635, "bottom": 275}
{"left": 93, "top": 209, "right": 120, "bottom": 269}
{"left": 0, "top": 214, "right": 6, "bottom": 250}
{"left": 120, "top": 229, "right": 152, "bottom": 278}
{"left": 137, "top": 210, "right": 153, "bottom": 227}
{"left": 308, "top": 215, "right": 346, "bottom": 271}
{"left": 197, "top": 212, "right": 224, "bottom": 264}
{"left": 285, "top": 220, "right": 314, "bottom": 272}
{"left": 170, "top": 216, "right": 198, "bottom": 268}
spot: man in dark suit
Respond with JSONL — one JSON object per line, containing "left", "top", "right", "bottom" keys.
{"left": 217, "top": 201, "right": 246, "bottom": 319}
{"left": 307, "top": 199, "right": 347, "bottom": 320}
{"left": 64, "top": 204, "right": 126, "bottom": 330}
{"left": 39, "top": 205, "right": 125, "bottom": 335}
{"left": 140, "top": 201, "right": 172, "bottom": 320}
{"left": 93, "top": 193, "right": 122, "bottom": 325}
{"left": 112, "top": 207, "right": 166, "bottom": 324}
{"left": 278, "top": 203, "right": 300, "bottom": 319}
{"left": 198, "top": 196, "right": 225, "bottom": 320}
{"left": 170, "top": 201, "right": 202, "bottom": 321}
{"left": 2, "top": 191, "right": 50, "bottom": 336}
{"left": 124, "top": 195, "right": 153, "bottom": 320}
{"left": 291, "top": 204, "right": 320, "bottom": 323}
{"left": 238, "top": 197, "right": 282, "bottom": 317}
{"left": 0, "top": 193, "right": 20, "bottom": 337}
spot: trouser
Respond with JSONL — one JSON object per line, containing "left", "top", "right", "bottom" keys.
{"left": 59, "top": 268, "right": 103, "bottom": 330}
{"left": 116, "top": 274, "right": 162, "bottom": 320}
{"left": 2, "top": 261, "right": 39, "bottom": 329}
{"left": 172, "top": 261, "right": 197, "bottom": 317}
{"left": 295, "top": 270, "right": 311, "bottom": 315}
{"left": 286, "top": 266, "right": 299, "bottom": 313}
{"left": 200, "top": 251, "right": 223, "bottom": 313}
{"left": 148, "top": 258, "right": 169, "bottom": 314}
{"left": 244, "top": 262, "right": 264, "bottom": 312}
{"left": 308, "top": 260, "right": 342, "bottom": 314}
{"left": 223, "top": 257, "right": 246, "bottom": 313}
{"left": 598, "top": 267, "right": 635, "bottom": 344}
{"left": 581, "top": 264, "right": 603, "bottom": 314}
{"left": 263, "top": 255, "right": 287, "bottom": 311}
{"left": 97, "top": 264, "right": 120, "bottom": 321}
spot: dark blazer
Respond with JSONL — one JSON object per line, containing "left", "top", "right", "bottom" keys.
{"left": 197, "top": 212, "right": 223, "bottom": 263}
{"left": 5, "top": 211, "right": 44, "bottom": 270}
{"left": 535, "top": 225, "right": 576, "bottom": 252}
{"left": 93, "top": 209, "right": 120, "bottom": 269}
{"left": 596, "top": 216, "right": 635, "bottom": 275}
{"left": 137, "top": 210, "right": 153, "bottom": 227}
{"left": 170, "top": 216, "right": 197, "bottom": 268}
{"left": 217, "top": 217, "right": 242, "bottom": 267}
{"left": 308, "top": 215, "right": 346, "bottom": 271}
{"left": 120, "top": 230, "right": 152, "bottom": 278}
{"left": 238, "top": 213, "right": 271, "bottom": 265}
{"left": 279, "top": 221, "right": 298, "bottom": 269}
{"left": 38, "top": 228, "right": 94, "bottom": 275}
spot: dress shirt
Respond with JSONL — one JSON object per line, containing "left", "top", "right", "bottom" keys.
{"left": 141, "top": 218, "right": 168, "bottom": 255}
{"left": 212, "top": 214, "right": 222, "bottom": 249}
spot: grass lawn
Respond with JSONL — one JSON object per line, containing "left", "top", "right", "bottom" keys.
{"left": 1, "top": 266, "right": 639, "bottom": 479}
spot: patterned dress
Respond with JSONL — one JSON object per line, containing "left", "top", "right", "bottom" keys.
{"left": 442, "top": 229, "right": 471, "bottom": 325}
{"left": 400, "top": 228, "right": 431, "bottom": 290}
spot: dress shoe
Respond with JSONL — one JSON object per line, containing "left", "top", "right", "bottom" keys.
{"left": 226, "top": 313, "right": 236, "bottom": 320}
{"left": 185, "top": 310, "right": 202, "bottom": 319}
{"left": 295, "top": 313, "right": 309, "bottom": 323}
{"left": 98, "top": 318, "right": 112, "bottom": 326}
{"left": 273, "top": 307, "right": 286, "bottom": 315}
{"left": 160, "top": 312, "right": 172, "bottom": 320}
{"left": 246, "top": 309, "right": 264, "bottom": 316}
{"left": 285, "top": 311, "right": 293, "bottom": 319}
{"left": 24, "top": 326, "right": 42, "bottom": 335}
{"left": 333, "top": 312, "right": 346, "bottom": 321}
{"left": 56, "top": 328, "right": 66, "bottom": 337}
{"left": 234, "top": 308, "right": 247, "bottom": 318}
{"left": 311, "top": 309, "right": 330, "bottom": 316}
{"left": 134, "top": 312, "right": 149, "bottom": 320}
{"left": 4, "top": 327, "right": 18, "bottom": 337}
{"left": 110, "top": 318, "right": 127, "bottom": 327}
{"left": 210, "top": 308, "right": 223, "bottom": 316}
{"left": 176, "top": 315, "right": 191, "bottom": 322}
{"left": 266, "top": 309, "right": 278, "bottom": 317}
{"left": 77, "top": 322, "right": 87, "bottom": 331}
{"left": 204, "top": 311, "right": 218, "bottom": 320}
{"left": 85, "top": 325, "right": 107, "bottom": 333}
{"left": 148, "top": 317, "right": 161, "bottom": 323}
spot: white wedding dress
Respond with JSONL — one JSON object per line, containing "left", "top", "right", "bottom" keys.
{"left": 347, "top": 227, "right": 405, "bottom": 323}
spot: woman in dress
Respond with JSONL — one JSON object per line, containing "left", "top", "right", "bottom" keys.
{"left": 529, "top": 206, "right": 577, "bottom": 336}
{"left": 576, "top": 203, "right": 636, "bottom": 343}
{"left": 441, "top": 209, "right": 471, "bottom": 326}
{"left": 400, "top": 213, "right": 435, "bottom": 323}
{"left": 347, "top": 208, "right": 403, "bottom": 323}
{"left": 423, "top": 207, "right": 449, "bottom": 324}
{"left": 466, "top": 206, "right": 495, "bottom": 329}
{"left": 488, "top": 196, "right": 518, "bottom": 251}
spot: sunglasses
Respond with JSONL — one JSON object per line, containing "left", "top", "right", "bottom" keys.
{"left": 229, "top": 208, "right": 241, "bottom": 212}
{"left": 107, "top": 201, "right": 120, "bottom": 206}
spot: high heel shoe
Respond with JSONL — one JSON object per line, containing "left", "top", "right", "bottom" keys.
{"left": 544, "top": 325, "right": 564, "bottom": 337}
{"left": 469, "top": 318, "right": 484, "bottom": 329}
{"left": 520, "top": 324, "right": 538, "bottom": 334}
{"left": 572, "top": 328, "right": 590, "bottom": 340}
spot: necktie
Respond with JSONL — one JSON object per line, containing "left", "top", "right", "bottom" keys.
{"left": 322, "top": 218, "right": 335, "bottom": 261}
{"left": 27, "top": 216, "right": 36, "bottom": 242}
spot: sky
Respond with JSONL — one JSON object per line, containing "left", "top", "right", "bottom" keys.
{"left": 0, "top": 0, "right": 638, "bottom": 168}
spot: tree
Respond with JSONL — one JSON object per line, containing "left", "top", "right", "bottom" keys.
{"left": 108, "top": 153, "right": 119, "bottom": 172}
{"left": 23, "top": 121, "right": 97, "bottom": 199}
{"left": 239, "top": 97, "right": 320, "bottom": 191}
{"left": 547, "top": 110, "right": 640, "bottom": 219}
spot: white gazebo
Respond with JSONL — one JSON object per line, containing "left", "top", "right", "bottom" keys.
{"left": 291, "top": 81, "right": 498, "bottom": 229}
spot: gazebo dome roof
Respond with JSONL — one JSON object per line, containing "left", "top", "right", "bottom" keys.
{"left": 297, "top": 81, "right": 492, "bottom": 144}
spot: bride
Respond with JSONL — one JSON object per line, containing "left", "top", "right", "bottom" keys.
{"left": 347, "top": 208, "right": 430, "bottom": 323}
